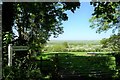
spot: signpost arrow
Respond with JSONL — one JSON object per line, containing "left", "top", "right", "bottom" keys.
{"left": 8, "top": 44, "right": 29, "bottom": 66}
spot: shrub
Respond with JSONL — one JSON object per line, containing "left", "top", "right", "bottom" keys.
{"left": 62, "top": 42, "right": 69, "bottom": 48}
{"left": 3, "top": 61, "right": 42, "bottom": 80}
{"left": 52, "top": 45, "right": 67, "bottom": 52}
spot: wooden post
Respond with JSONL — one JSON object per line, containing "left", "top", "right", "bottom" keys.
{"left": 8, "top": 45, "right": 29, "bottom": 66}
{"left": 8, "top": 44, "right": 12, "bottom": 66}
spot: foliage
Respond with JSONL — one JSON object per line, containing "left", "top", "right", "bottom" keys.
{"left": 13, "top": 2, "right": 80, "bottom": 52}
{"left": 90, "top": 2, "right": 120, "bottom": 33}
{"left": 2, "top": 32, "right": 13, "bottom": 66}
{"left": 2, "top": 2, "right": 80, "bottom": 80}
{"left": 3, "top": 60, "right": 42, "bottom": 80}
{"left": 90, "top": 2, "right": 120, "bottom": 71}
{"left": 62, "top": 41, "right": 69, "bottom": 48}
{"left": 100, "top": 34, "right": 120, "bottom": 51}
{"left": 2, "top": 2, "right": 80, "bottom": 58}
{"left": 100, "top": 38, "right": 109, "bottom": 48}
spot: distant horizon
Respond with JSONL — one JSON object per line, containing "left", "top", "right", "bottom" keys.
{"left": 48, "top": 39, "right": 101, "bottom": 41}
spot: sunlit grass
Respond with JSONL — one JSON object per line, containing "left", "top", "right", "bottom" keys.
{"left": 40, "top": 51, "right": 112, "bottom": 57}
{"left": 37, "top": 52, "right": 116, "bottom": 78}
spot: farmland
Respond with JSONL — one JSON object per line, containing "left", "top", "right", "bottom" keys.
{"left": 44, "top": 40, "right": 112, "bottom": 52}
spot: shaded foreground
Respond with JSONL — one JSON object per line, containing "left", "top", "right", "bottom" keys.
{"left": 37, "top": 52, "right": 118, "bottom": 80}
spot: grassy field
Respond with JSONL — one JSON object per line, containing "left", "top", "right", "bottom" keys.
{"left": 39, "top": 52, "right": 113, "bottom": 59}
{"left": 37, "top": 52, "right": 116, "bottom": 78}
{"left": 38, "top": 40, "right": 117, "bottom": 79}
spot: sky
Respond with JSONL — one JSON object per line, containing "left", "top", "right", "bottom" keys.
{"left": 50, "top": 2, "right": 114, "bottom": 40}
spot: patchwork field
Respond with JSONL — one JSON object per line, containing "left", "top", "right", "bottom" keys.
{"left": 44, "top": 40, "right": 112, "bottom": 52}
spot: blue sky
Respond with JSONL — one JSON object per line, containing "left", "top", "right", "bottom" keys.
{"left": 50, "top": 2, "right": 114, "bottom": 40}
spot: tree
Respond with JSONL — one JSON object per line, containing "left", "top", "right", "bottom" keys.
{"left": 2, "top": 2, "right": 80, "bottom": 79}
{"left": 90, "top": 2, "right": 120, "bottom": 33}
{"left": 2, "top": 2, "right": 80, "bottom": 58}
{"left": 100, "top": 38, "right": 109, "bottom": 48}
{"left": 63, "top": 41, "right": 69, "bottom": 48}
{"left": 10, "top": 2, "right": 80, "bottom": 54}
{"left": 90, "top": 2, "right": 120, "bottom": 50}
{"left": 100, "top": 34, "right": 120, "bottom": 51}
{"left": 90, "top": 2, "right": 120, "bottom": 76}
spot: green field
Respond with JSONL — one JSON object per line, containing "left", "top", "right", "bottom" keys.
{"left": 37, "top": 52, "right": 116, "bottom": 79}
{"left": 37, "top": 40, "right": 118, "bottom": 79}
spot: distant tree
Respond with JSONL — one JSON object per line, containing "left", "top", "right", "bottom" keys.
{"left": 63, "top": 42, "right": 69, "bottom": 48}
{"left": 52, "top": 45, "right": 66, "bottom": 52}
{"left": 100, "top": 34, "right": 120, "bottom": 51}
{"left": 100, "top": 38, "right": 109, "bottom": 48}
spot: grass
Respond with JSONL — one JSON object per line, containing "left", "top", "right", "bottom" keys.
{"left": 36, "top": 52, "right": 87, "bottom": 60}
{"left": 38, "top": 51, "right": 113, "bottom": 58}
{"left": 36, "top": 52, "right": 116, "bottom": 78}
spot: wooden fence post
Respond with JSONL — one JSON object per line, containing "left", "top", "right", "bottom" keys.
{"left": 8, "top": 44, "right": 12, "bottom": 66}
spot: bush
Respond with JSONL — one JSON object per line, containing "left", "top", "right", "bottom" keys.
{"left": 3, "top": 59, "right": 42, "bottom": 80}
{"left": 62, "top": 42, "right": 69, "bottom": 48}
{"left": 44, "top": 44, "right": 68, "bottom": 52}
{"left": 52, "top": 45, "right": 67, "bottom": 52}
